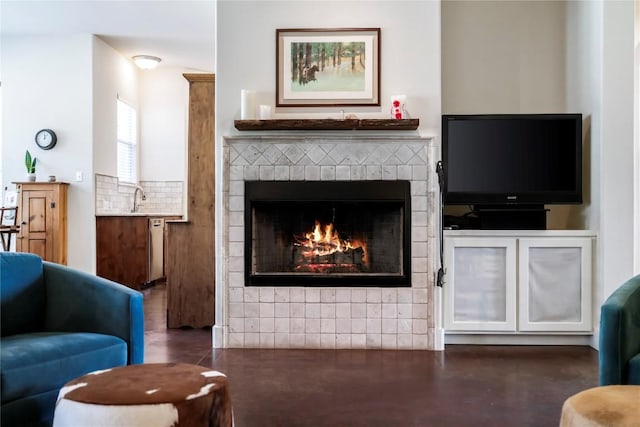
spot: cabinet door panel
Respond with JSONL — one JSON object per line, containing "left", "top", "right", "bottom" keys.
{"left": 453, "top": 247, "right": 508, "bottom": 322}
{"left": 28, "top": 196, "right": 47, "bottom": 232}
{"left": 15, "top": 183, "right": 68, "bottom": 264}
{"left": 96, "top": 216, "right": 148, "bottom": 290}
{"left": 444, "top": 237, "right": 516, "bottom": 331}
{"left": 27, "top": 238, "right": 47, "bottom": 260}
{"left": 18, "top": 190, "right": 54, "bottom": 262}
{"left": 519, "top": 238, "right": 592, "bottom": 332}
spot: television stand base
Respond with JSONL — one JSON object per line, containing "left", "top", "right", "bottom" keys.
{"left": 474, "top": 205, "right": 548, "bottom": 230}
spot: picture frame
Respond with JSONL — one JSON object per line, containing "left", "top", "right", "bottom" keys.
{"left": 276, "top": 28, "right": 380, "bottom": 107}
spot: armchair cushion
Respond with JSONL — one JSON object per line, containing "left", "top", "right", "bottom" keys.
{"left": 1, "top": 332, "right": 127, "bottom": 404}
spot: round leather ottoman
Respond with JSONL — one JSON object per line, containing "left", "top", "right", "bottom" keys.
{"left": 53, "top": 363, "right": 232, "bottom": 427}
{"left": 560, "top": 385, "right": 640, "bottom": 427}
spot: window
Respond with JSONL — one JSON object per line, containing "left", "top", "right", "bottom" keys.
{"left": 117, "top": 98, "right": 137, "bottom": 184}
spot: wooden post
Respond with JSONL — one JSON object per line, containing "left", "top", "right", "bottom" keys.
{"left": 166, "top": 74, "right": 215, "bottom": 328}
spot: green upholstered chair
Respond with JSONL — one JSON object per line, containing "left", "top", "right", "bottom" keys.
{"left": 599, "top": 274, "right": 640, "bottom": 385}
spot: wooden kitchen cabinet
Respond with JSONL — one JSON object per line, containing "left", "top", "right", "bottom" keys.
{"left": 96, "top": 216, "right": 148, "bottom": 290}
{"left": 96, "top": 215, "right": 180, "bottom": 290}
{"left": 15, "top": 182, "right": 69, "bottom": 265}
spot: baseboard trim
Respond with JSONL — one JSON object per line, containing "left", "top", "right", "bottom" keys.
{"left": 212, "top": 325, "right": 225, "bottom": 348}
{"left": 445, "top": 334, "right": 592, "bottom": 346}
{"left": 434, "top": 328, "right": 445, "bottom": 350}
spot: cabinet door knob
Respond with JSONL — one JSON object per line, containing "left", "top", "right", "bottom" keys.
{"left": 21, "top": 221, "right": 26, "bottom": 225}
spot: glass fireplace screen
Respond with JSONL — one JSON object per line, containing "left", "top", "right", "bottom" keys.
{"left": 245, "top": 181, "right": 411, "bottom": 287}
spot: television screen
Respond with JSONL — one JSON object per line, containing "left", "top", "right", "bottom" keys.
{"left": 442, "top": 114, "right": 582, "bottom": 206}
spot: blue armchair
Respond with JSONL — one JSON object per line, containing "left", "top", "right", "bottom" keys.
{"left": 0, "top": 252, "right": 144, "bottom": 427}
{"left": 599, "top": 274, "right": 640, "bottom": 385}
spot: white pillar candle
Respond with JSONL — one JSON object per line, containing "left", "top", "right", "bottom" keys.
{"left": 259, "top": 105, "right": 272, "bottom": 120}
{"left": 240, "top": 90, "right": 256, "bottom": 120}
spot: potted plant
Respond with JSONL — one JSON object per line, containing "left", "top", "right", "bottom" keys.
{"left": 25, "top": 150, "right": 37, "bottom": 181}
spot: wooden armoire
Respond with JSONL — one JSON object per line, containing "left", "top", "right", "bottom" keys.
{"left": 165, "top": 74, "right": 215, "bottom": 328}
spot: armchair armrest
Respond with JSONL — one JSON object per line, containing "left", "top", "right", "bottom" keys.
{"left": 42, "top": 261, "right": 144, "bottom": 364}
{"left": 599, "top": 274, "right": 640, "bottom": 385}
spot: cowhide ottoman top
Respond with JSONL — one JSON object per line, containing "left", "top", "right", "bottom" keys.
{"left": 53, "top": 363, "right": 232, "bottom": 427}
{"left": 560, "top": 385, "right": 640, "bottom": 427}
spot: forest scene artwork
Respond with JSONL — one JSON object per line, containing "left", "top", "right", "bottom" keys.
{"left": 277, "top": 28, "right": 380, "bottom": 107}
{"left": 290, "top": 41, "right": 365, "bottom": 92}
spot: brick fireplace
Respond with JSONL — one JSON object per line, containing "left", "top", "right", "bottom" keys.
{"left": 218, "top": 135, "right": 438, "bottom": 350}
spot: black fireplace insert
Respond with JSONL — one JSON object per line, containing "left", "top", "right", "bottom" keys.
{"left": 245, "top": 181, "right": 411, "bottom": 287}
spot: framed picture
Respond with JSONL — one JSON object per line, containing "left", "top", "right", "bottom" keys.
{"left": 276, "top": 28, "right": 380, "bottom": 107}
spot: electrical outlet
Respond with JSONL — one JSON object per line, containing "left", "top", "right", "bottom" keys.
{"left": 75, "top": 171, "right": 83, "bottom": 182}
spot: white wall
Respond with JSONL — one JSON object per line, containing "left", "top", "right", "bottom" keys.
{"left": 566, "top": 0, "right": 636, "bottom": 348}
{"left": 93, "top": 37, "right": 139, "bottom": 178}
{"left": 635, "top": 0, "right": 640, "bottom": 275}
{"left": 565, "top": 0, "right": 604, "bottom": 348}
{"left": 442, "top": 0, "right": 567, "bottom": 114}
{"left": 1, "top": 34, "right": 94, "bottom": 271}
{"left": 93, "top": 40, "right": 192, "bottom": 184}
{"left": 565, "top": 1, "right": 603, "bottom": 234}
{"left": 139, "top": 67, "right": 189, "bottom": 181}
{"left": 599, "top": 0, "right": 636, "bottom": 299}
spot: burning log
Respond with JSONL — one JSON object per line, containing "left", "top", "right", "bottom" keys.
{"left": 292, "top": 220, "right": 367, "bottom": 273}
{"left": 293, "top": 246, "right": 365, "bottom": 268}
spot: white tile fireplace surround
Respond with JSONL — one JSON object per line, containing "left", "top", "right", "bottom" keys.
{"left": 218, "top": 135, "right": 438, "bottom": 350}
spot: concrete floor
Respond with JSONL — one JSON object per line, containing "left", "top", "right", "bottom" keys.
{"left": 143, "top": 283, "right": 599, "bottom": 427}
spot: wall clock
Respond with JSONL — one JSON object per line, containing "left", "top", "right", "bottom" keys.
{"left": 35, "top": 129, "right": 57, "bottom": 150}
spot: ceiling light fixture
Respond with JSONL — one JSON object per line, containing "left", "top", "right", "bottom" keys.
{"left": 132, "top": 55, "right": 162, "bottom": 70}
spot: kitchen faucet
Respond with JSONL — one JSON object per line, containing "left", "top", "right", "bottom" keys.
{"left": 131, "top": 186, "right": 146, "bottom": 213}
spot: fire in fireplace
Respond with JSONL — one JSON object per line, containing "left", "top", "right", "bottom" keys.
{"left": 245, "top": 181, "right": 411, "bottom": 287}
{"left": 293, "top": 220, "right": 367, "bottom": 274}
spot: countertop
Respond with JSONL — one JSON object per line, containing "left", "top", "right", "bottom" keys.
{"left": 96, "top": 213, "right": 183, "bottom": 217}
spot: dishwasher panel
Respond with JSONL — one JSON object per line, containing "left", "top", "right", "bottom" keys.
{"left": 148, "top": 218, "right": 165, "bottom": 282}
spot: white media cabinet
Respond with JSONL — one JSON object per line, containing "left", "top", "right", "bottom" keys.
{"left": 442, "top": 229, "right": 596, "bottom": 345}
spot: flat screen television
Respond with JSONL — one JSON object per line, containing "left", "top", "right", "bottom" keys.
{"left": 442, "top": 113, "right": 583, "bottom": 229}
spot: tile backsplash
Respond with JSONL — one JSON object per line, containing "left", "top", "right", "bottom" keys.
{"left": 95, "top": 174, "right": 183, "bottom": 215}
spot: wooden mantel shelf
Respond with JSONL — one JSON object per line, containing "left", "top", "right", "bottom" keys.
{"left": 234, "top": 118, "right": 419, "bottom": 131}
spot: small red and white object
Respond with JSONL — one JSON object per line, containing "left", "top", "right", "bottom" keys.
{"left": 390, "top": 95, "right": 408, "bottom": 120}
